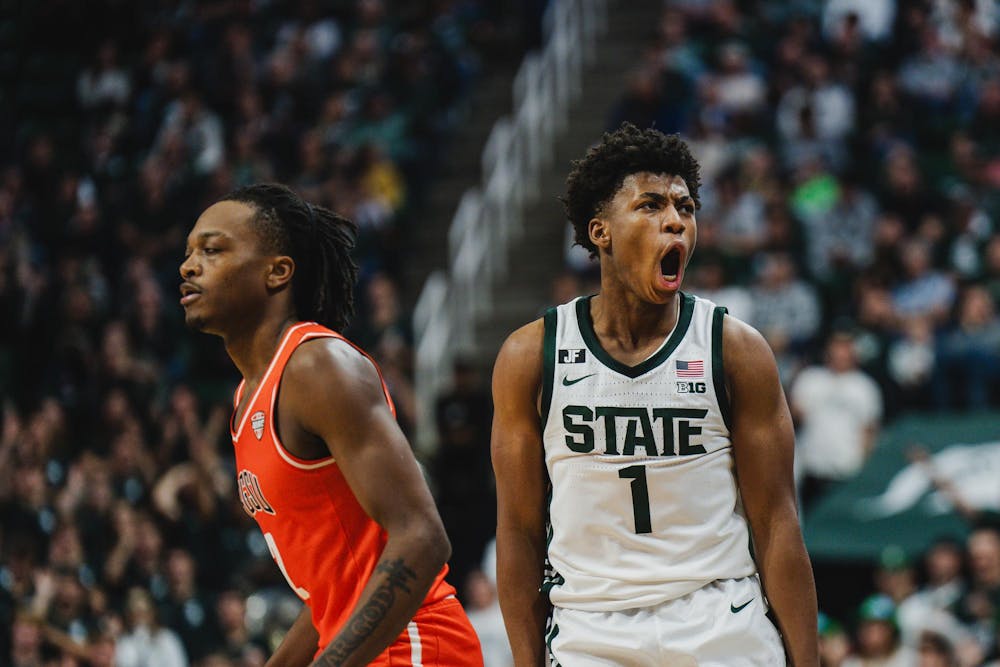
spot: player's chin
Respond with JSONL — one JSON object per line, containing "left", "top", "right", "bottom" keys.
{"left": 648, "top": 277, "right": 682, "bottom": 302}
{"left": 183, "top": 310, "right": 211, "bottom": 332}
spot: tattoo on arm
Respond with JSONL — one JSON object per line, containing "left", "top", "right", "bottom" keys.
{"left": 314, "top": 558, "right": 418, "bottom": 666}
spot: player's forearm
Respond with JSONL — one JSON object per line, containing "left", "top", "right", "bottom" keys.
{"left": 496, "top": 526, "right": 549, "bottom": 667}
{"left": 310, "top": 524, "right": 449, "bottom": 667}
{"left": 755, "top": 516, "right": 819, "bottom": 667}
{"left": 266, "top": 607, "right": 319, "bottom": 667}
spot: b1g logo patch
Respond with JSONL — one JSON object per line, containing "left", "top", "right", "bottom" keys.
{"left": 559, "top": 349, "right": 587, "bottom": 364}
{"left": 676, "top": 381, "right": 707, "bottom": 394}
{"left": 251, "top": 410, "right": 266, "bottom": 439}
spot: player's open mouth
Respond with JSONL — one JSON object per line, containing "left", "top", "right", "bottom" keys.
{"left": 660, "top": 247, "right": 681, "bottom": 280}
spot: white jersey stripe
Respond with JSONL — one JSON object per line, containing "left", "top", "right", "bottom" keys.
{"left": 407, "top": 620, "right": 423, "bottom": 666}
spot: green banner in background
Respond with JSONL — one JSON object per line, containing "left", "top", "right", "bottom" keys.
{"left": 803, "top": 412, "right": 1000, "bottom": 561}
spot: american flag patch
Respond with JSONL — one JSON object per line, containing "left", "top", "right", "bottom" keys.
{"left": 676, "top": 360, "right": 704, "bottom": 377}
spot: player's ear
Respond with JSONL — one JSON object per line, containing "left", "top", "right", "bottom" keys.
{"left": 266, "top": 255, "right": 295, "bottom": 289}
{"left": 589, "top": 216, "right": 610, "bottom": 251}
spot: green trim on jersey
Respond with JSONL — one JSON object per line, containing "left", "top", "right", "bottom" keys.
{"left": 712, "top": 306, "right": 732, "bottom": 430}
{"left": 575, "top": 292, "right": 695, "bottom": 378}
{"left": 540, "top": 307, "right": 558, "bottom": 426}
{"left": 545, "top": 621, "right": 560, "bottom": 657}
{"left": 541, "top": 486, "right": 564, "bottom": 596}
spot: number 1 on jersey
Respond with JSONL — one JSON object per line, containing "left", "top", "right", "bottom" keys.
{"left": 618, "top": 465, "right": 651, "bottom": 534}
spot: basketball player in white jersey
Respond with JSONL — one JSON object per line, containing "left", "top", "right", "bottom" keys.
{"left": 491, "top": 123, "right": 819, "bottom": 666}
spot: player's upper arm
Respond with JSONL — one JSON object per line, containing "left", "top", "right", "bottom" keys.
{"left": 723, "top": 315, "right": 798, "bottom": 528}
{"left": 281, "top": 339, "right": 444, "bottom": 540}
{"left": 491, "top": 319, "right": 547, "bottom": 530}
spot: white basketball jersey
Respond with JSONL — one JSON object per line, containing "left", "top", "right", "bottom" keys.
{"left": 541, "top": 293, "right": 756, "bottom": 611}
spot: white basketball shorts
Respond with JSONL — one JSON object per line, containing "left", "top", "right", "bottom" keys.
{"left": 546, "top": 576, "right": 786, "bottom": 666}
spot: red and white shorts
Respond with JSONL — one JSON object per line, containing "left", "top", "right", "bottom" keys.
{"left": 373, "top": 596, "right": 484, "bottom": 666}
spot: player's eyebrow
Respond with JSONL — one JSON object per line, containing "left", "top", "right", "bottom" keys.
{"left": 638, "top": 191, "right": 693, "bottom": 206}
{"left": 187, "top": 231, "right": 226, "bottom": 244}
{"left": 185, "top": 230, "right": 227, "bottom": 252}
{"left": 637, "top": 192, "right": 668, "bottom": 204}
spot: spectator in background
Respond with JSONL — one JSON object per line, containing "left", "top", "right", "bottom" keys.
{"left": 916, "top": 631, "right": 959, "bottom": 667}
{"left": 934, "top": 285, "right": 1000, "bottom": 411}
{"left": 712, "top": 41, "right": 767, "bottom": 130}
{"left": 823, "top": 1, "right": 895, "bottom": 42}
{"left": 715, "top": 161, "right": 768, "bottom": 259}
{"left": 433, "top": 358, "right": 494, "bottom": 595}
{"left": 159, "top": 548, "right": 215, "bottom": 662}
{"left": 843, "top": 594, "right": 915, "bottom": 667}
{"left": 899, "top": 538, "right": 980, "bottom": 661}
{"left": 983, "top": 235, "right": 1000, "bottom": 306}
{"left": 897, "top": 27, "right": 962, "bottom": 114}
{"left": 77, "top": 41, "right": 132, "bottom": 113}
{"left": 211, "top": 588, "right": 268, "bottom": 664}
{"left": 791, "top": 329, "right": 883, "bottom": 511}
{"left": 800, "top": 172, "right": 879, "bottom": 285}
{"left": 870, "top": 544, "right": 975, "bottom": 658}
{"left": 116, "top": 587, "right": 188, "bottom": 667}
{"left": 892, "top": 238, "right": 957, "bottom": 326}
{"left": 155, "top": 90, "right": 225, "bottom": 177}
{"left": 776, "top": 53, "right": 855, "bottom": 171}
{"left": 689, "top": 254, "right": 754, "bottom": 323}
{"left": 879, "top": 146, "right": 938, "bottom": 232}
{"left": 464, "top": 569, "right": 512, "bottom": 667}
{"left": 958, "top": 527, "right": 1000, "bottom": 656}
{"left": 608, "top": 66, "right": 674, "bottom": 133}
{"left": 887, "top": 316, "right": 936, "bottom": 411}
{"left": 818, "top": 612, "right": 852, "bottom": 667}
{"left": 750, "top": 251, "right": 821, "bottom": 382}
{"left": 357, "top": 272, "right": 417, "bottom": 431}
{"left": 8, "top": 611, "right": 46, "bottom": 667}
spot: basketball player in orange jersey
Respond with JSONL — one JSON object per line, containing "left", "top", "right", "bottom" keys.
{"left": 179, "top": 183, "right": 483, "bottom": 667}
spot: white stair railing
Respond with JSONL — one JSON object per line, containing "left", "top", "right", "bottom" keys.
{"left": 412, "top": 0, "right": 608, "bottom": 452}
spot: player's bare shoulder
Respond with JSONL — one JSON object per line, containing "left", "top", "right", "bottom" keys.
{"left": 718, "top": 310, "right": 793, "bottom": 397}
{"left": 720, "top": 312, "right": 777, "bottom": 382}
{"left": 282, "top": 336, "right": 387, "bottom": 420}
{"left": 493, "top": 318, "right": 545, "bottom": 398}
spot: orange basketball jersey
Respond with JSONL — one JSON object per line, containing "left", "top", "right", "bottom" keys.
{"left": 230, "top": 322, "right": 479, "bottom": 663}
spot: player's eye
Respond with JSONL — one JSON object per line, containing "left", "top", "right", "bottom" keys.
{"left": 203, "top": 247, "right": 220, "bottom": 255}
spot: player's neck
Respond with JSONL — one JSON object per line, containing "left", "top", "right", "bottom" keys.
{"left": 591, "top": 283, "right": 681, "bottom": 349}
{"left": 223, "top": 314, "right": 298, "bottom": 384}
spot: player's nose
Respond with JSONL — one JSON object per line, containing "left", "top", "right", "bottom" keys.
{"left": 179, "top": 254, "right": 198, "bottom": 279}
{"left": 661, "top": 205, "right": 685, "bottom": 234}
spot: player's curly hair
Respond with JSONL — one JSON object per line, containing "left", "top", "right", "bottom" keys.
{"left": 562, "top": 122, "right": 702, "bottom": 257}
{"left": 221, "top": 183, "right": 358, "bottom": 331}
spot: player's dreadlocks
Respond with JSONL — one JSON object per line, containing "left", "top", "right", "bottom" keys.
{"left": 221, "top": 183, "right": 358, "bottom": 331}
{"left": 563, "top": 122, "right": 702, "bottom": 257}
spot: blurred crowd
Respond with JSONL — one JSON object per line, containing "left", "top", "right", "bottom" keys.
{"left": 815, "top": 526, "right": 1000, "bottom": 667}
{"left": 3, "top": 0, "right": 1000, "bottom": 665}
{"left": 0, "top": 0, "right": 532, "bottom": 664}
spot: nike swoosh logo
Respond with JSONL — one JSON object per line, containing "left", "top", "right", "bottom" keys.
{"left": 562, "top": 373, "right": 596, "bottom": 386}
{"left": 730, "top": 599, "right": 753, "bottom": 614}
